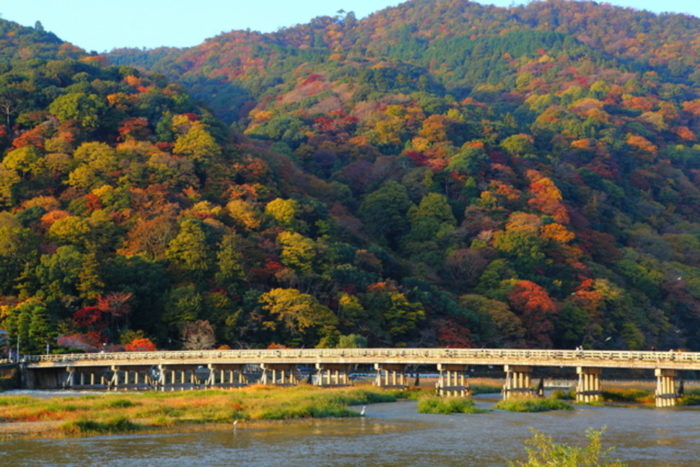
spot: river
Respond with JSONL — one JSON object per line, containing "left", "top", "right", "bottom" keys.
{"left": 1, "top": 395, "right": 698, "bottom": 466}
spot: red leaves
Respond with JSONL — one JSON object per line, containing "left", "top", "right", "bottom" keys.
{"left": 435, "top": 319, "right": 473, "bottom": 348}
{"left": 124, "top": 337, "right": 156, "bottom": 352}
{"left": 508, "top": 280, "right": 557, "bottom": 348}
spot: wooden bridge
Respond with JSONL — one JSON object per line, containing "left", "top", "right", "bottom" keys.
{"left": 8, "top": 348, "right": 700, "bottom": 407}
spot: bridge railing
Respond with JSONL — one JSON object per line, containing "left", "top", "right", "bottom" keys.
{"left": 18, "top": 348, "right": 700, "bottom": 365}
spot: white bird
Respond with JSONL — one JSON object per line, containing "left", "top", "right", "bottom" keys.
{"left": 360, "top": 406, "right": 366, "bottom": 416}
{"left": 233, "top": 420, "right": 238, "bottom": 429}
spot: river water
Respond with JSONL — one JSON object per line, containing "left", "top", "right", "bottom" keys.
{"left": 1, "top": 395, "right": 698, "bottom": 466}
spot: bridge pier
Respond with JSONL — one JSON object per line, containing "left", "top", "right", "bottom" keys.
{"left": 374, "top": 363, "right": 407, "bottom": 388}
{"left": 260, "top": 364, "right": 298, "bottom": 385}
{"left": 436, "top": 363, "right": 471, "bottom": 397}
{"left": 503, "top": 365, "right": 533, "bottom": 399}
{"left": 206, "top": 364, "right": 247, "bottom": 388}
{"left": 655, "top": 369, "right": 678, "bottom": 407}
{"left": 315, "top": 363, "right": 352, "bottom": 386}
{"left": 576, "top": 367, "right": 602, "bottom": 403}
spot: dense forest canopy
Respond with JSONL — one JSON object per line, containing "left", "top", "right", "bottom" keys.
{"left": 1, "top": 0, "right": 699, "bottom": 354}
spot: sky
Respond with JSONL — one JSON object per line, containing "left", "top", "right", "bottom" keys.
{"left": 1, "top": 0, "right": 698, "bottom": 52}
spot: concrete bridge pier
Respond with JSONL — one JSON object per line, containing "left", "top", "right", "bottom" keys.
{"left": 374, "top": 363, "right": 407, "bottom": 388}
{"left": 63, "top": 367, "right": 76, "bottom": 389}
{"left": 576, "top": 367, "right": 602, "bottom": 403}
{"left": 655, "top": 369, "right": 678, "bottom": 407}
{"left": 259, "top": 363, "right": 298, "bottom": 385}
{"left": 315, "top": 363, "right": 352, "bottom": 386}
{"left": 206, "top": 364, "right": 247, "bottom": 388}
{"left": 436, "top": 363, "right": 471, "bottom": 397}
{"left": 503, "top": 365, "right": 534, "bottom": 399}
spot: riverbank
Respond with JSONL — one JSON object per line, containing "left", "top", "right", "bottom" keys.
{"left": 0, "top": 385, "right": 411, "bottom": 440}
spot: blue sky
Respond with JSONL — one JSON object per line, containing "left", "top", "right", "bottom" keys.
{"left": 1, "top": 0, "right": 698, "bottom": 52}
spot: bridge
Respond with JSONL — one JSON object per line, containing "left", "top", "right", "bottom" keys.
{"left": 7, "top": 348, "right": 700, "bottom": 407}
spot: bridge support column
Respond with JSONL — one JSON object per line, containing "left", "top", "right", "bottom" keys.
{"left": 655, "top": 369, "right": 678, "bottom": 408}
{"left": 109, "top": 365, "right": 120, "bottom": 391}
{"left": 436, "top": 364, "right": 470, "bottom": 397}
{"left": 576, "top": 367, "right": 602, "bottom": 403}
{"left": 64, "top": 367, "right": 76, "bottom": 389}
{"left": 374, "top": 364, "right": 407, "bottom": 388}
{"left": 503, "top": 365, "right": 533, "bottom": 400}
{"left": 260, "top": 364, "right": 297, "bottom": 385}
{"left": 315, "top": 363, "right": 352, "bottom": 387}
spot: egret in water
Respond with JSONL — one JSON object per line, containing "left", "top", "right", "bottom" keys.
{"left": 360, "top": 406, "right": 366, "bottom": 416}
{"left": 233, "top": 420, "right": 238, "bottom": 430}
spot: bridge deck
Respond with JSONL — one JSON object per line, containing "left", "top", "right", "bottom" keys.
{"left": 12, "top": 348, "right": 700, "bottom": 371}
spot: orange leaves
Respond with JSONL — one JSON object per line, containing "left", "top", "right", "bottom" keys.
{"left": 626, "top": 134, "right": 657, "bottom": 154}
{"left": 507, "top": 280, "right": 557, "bottom": 347}
{"left": 674, "top": 126, "right": 696, "bottom": 142}
{"left": 540, "top": 222, "right": 575, "bottom": 244}
{"left": 682, "top": 99, "right": 700, "bottom": 116}
{"left": 125, "top": 337, "right": 156, "bottom": 352}
{"left": 526, "top": 170, "right": 569, "bottom": 223}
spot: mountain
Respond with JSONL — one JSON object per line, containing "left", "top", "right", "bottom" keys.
{"left": 1, "top": 0, "right": 700, "bottom": 354}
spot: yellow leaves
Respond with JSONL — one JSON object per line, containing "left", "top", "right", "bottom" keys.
{"left": 505, "top": 212, "right": 541, "bottom": 235}
{"left": 540, "top": 223, "right": 575, "bottom": 244}
{"left": 265, "top": 198, "right": 298, "bottom": 225}
{"left": 411, "top": 136, "right": 431, "bottom": 152}
{"left": 226, "top": 199, "right": 261, "bottom": 231}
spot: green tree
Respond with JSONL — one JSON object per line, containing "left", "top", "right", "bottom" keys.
{"left": 359, "top": 181, "right": 413, "bottom": 247}
{"left": 164, "top": 219, "right": 211, "bottom": 283}
{"left": 48, "top": 92, "right": 106, "bottom": 128}
{"left": 214, "top": 233, "right": 245, "bottom": 291}
{"left": 172, "top": 121, "right": 221, "bottom": 163}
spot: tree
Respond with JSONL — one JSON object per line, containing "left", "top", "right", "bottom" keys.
{"left": 48, "top": 92, "right": 106, "bottom": 128}
{"left": 277, "top": 231, "right": 316, "bottom": 273}
{"left": 507, "top": 280, "right": 557, "bottom": 347}
{"left": 124, "top": 337, "right": 157, "bottom": 352}
{"left": 180, "top": 320, "right": 216, "bottom": 350}
{"left": 265, "top": 198, "right": 298, "bottom": 226}
{"left": 214, "top": 233, "right": 245, "bottom": 290}
{"left": 359, "top": 181, "right": 413, "bottom": 247}
{"left": 164, "top": 219, "right": 211, "bottom": 283}
{"left": 173, "top": 121, "right": 221, "bottom": 163}
{"left": 260, "top": 288, "right": 337, "bottom": 345}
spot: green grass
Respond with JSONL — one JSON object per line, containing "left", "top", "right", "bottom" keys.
{"left": 471, "top": 384, "right": 503, "bottom": 395}
{"left": 417, "top": 396, "right": 489, "bottom": 414}
{"left": 551, "top": 389, "right": 575, "bottom": 401}
{"left": 601, "top": 389, "right": 653, "bottom": 404}
{"left": 509, "top": 427, "right": 625, "bottom": 466}
{"left": 678, "top": 389, "right": 700, "bottom": 406}
{"left": 62, "top": 417, "right": 142, "bottom": 435}
{"left": 494, "top": 397, "right": 574, "bottom": 412}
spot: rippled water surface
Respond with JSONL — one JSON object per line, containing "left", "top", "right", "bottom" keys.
{"left": 1, "top": 396, "right": 698, "bottom": 466}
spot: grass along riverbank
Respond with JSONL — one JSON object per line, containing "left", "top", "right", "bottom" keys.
{"left": 0, "top": 385, "right": 407, "bottom": 439}
{"left": 494, "top": 397, "right": 574, "bottom": 412}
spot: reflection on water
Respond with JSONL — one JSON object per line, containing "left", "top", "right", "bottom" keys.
{"left": 1, "top": 397, "right": 698, "bottom": 466}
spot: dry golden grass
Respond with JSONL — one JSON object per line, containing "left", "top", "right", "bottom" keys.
{"left": 0, "top": 385, "right": 405, "bottom": 439}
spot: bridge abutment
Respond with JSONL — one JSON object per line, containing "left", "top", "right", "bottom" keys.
{"left": 576, "top": 367, "right": 602, "bottom": 403}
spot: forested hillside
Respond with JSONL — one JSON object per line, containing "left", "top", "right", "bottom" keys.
{"left": 2, "top": 0, "right": 700, "bottom": 354}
